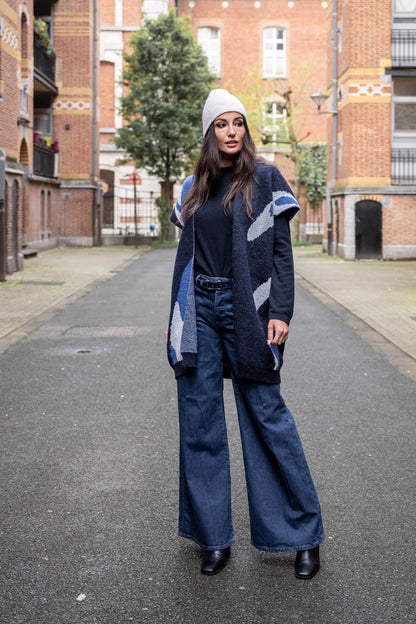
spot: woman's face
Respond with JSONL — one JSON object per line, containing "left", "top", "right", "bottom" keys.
{"left": 214, "top": 112, "right": 246, "bottom": 166}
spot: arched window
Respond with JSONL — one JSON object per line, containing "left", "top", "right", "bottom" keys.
{"left": 263, "top": 27, "right": 286, "bottom": 78}
{"left": 19, "top": 140, "right": 29, "bottom": 165}
{"left": 198, "top": 27, "right": 221, "bottom": 75}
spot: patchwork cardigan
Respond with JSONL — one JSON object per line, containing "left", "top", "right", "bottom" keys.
{"left": 167, "top": 160, "right": 299, "bottom": 384}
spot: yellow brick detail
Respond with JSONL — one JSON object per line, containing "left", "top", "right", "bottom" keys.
{"left": 338, "top": 96, "right": 391, "bottom": 109}
{"left": 60, "top": 88, "right": 94, "bottom": 96}
{"left": 336, "top": 177, "right": 391, "bottom": 187}
{"left": 0, "top": 0, "right": 17, "bottom": 22}
{"left": 59, "top": 174, "right": 91, "bottom": 180}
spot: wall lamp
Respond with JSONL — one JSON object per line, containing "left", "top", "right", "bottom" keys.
{"left": 310, "top": 89, "right": 338, "bottom": 115}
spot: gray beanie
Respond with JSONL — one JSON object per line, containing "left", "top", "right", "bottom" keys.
{"left": 202, "top": 89, "right": 247, "bottom": 136}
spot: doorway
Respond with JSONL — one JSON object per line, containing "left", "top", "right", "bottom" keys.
{"left": 355, "top": 200, "right": 382, "bottom": 260}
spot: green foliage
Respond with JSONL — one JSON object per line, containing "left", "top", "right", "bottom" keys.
{"left": 115, "top": 10, "right": 215, "bottom": 185}
{"left": 225, "top": 65, "right": 275, "bottom": 145}
{"left": 155, "top": 194, "right": 172, "bottom": 241}
{"left": 299, "top": 143, "right": 327, "bottom": 208}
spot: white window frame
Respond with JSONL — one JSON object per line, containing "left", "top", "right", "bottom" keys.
{"left": 391, "top": 77, "right": 416, "bottom": 148}
{"left": 197, "top": 27, "right": 221, "bottom": 75}
{"left": 263, "top": 27, "right": 286, "bottom": 78}
{"left": 263, "top": 102, "right": 287, "bottom": 144}
{"left": 392, "top": 0, "right": 416, "bottom": 25}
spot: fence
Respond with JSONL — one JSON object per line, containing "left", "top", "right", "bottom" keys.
{"left": 391, "top": 149, "right": 416, "bottom": 185}
{"left": 33, "top": 143, "right": 57, "bottom": 178}
{"left": 392, "top": 30, "right": 416, "bottom": 66}
{"left": 102, "top": 184, "right": 160, "bottom": 238}
{"left": 33, "top": 35, "right": 56, "bottom": 83}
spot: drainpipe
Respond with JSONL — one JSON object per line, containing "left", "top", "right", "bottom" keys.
{"left": 0, "top": 149, "right": 6, "bottom": 281}
{"left": 327, "top": 0, "right": 338, "bottom": 256}
{"left": 92, "top": 0, "right": 101, "bottom": 245}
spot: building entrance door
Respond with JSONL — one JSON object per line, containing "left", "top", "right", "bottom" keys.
{"left": 355, "top": 200, "right": 382, "bottom": 259}
{"left": 12, "top": 181, "right": 19, "bottom": 268}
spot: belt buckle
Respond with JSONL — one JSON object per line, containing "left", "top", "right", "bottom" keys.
{"left": 206, "top": 280, "right": 221, "bottom": 291}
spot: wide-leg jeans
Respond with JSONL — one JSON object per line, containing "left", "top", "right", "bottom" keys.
{"left": 177, "top": 278, "right": 324, "bottom": 552}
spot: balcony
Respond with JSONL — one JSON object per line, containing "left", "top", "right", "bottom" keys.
{"left": 391, "top": 149, "right": 416, "bottom": 184}
{"left": 392, "top": 30, "right": 416, "bottom": 67}
{"left": 33, "top": 142, "right": 58, "bottom": 178}
{"left": 33, "top": 35, "right": 58, "bottom": 94}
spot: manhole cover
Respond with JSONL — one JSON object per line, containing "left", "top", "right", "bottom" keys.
{"left": 66, "top": 326, "right": 139, "bottom": 337}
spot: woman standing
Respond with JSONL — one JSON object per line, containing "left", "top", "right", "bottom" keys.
{"left": 166, "top": 89, "right": 324, "bottom": 578}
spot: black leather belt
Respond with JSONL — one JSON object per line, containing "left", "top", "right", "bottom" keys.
{"left": 195, "top": 274, "right": 233, "bottom": 291}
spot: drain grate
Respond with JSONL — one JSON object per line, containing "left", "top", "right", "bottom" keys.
{"left": 66, "top": 326, "right": 139, "bottom": 337}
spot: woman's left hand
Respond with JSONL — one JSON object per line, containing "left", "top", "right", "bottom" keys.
{"left": 267, "top": 319, "right": 289, "bottom": 345}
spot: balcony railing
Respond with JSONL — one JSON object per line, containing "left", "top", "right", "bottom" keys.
{"left": 34, "top": 35, "right": 56, "bottom": 84}
{"left": 33, "top": 143, "right": 58, "bottom": 178}
{"left": 391, "top": 148, "right": 416, "bottom": 184}
{"left": 392, "top": 30, "right": 416, "bottom": 66}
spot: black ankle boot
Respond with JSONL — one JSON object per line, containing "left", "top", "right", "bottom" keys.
{"left": 201, "top": 546, "right": 231, "bottom": 576}
{"left": 294, "top": 546, "right": 320, "bottom": 579}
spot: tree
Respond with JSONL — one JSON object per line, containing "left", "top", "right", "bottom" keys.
{"left": 299, "top": 143, "right": 327, "bottom": 209}
{"left": 271, "top": 56, "right": 326, "bottom": 239}
{"left": 224, "top": 65, "right": 275, "bottom": 145}
{"left": 114, "top": 10, "right": 215, "bottom": 239}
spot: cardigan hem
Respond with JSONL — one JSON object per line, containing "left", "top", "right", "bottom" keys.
{"left": 237, "top": 362, "right": 281, "bottom": 384}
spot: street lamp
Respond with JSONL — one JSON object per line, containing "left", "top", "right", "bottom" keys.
{"left": 310, "top": 89, "right": 338, "bottom": 115}
{"left": 310, "top": 89, "right": 329, "bottom": 112}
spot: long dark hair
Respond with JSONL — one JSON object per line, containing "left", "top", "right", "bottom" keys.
{"left": 181, "top": 118, "right": 257, "bottom": 220}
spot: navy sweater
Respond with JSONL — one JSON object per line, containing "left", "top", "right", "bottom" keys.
{"left": 167, "top": 161, "right": 299, "bottom": 384}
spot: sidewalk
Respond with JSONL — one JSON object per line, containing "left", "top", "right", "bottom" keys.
{"left": 0, "top": 245, "right": 149, "bottom": 354}
{"left": 293, "top": 245, "right": 416, "bottom": 380}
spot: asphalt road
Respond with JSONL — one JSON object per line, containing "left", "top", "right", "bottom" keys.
{"left": 1, "top": 248, "right": 415, "bottom": 624}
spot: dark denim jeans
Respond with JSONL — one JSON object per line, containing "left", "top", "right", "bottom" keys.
{"left": 177, "top": 277, "right": 324, "bottom": 552}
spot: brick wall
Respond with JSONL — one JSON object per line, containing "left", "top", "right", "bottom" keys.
{"left": 179, "top": 0, "right": 328, "bottom": 144}
{"left": 53, "top": 1, "right": 95, "bottom": 177}
{"left": 384, "top": 196, "right": 416, "bottom": 247}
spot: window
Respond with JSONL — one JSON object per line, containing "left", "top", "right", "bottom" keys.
{"left": 392, "top": 76, "right": 416, "bottom": 145}
{"left": 394, "top": 0, "right": 416, "bottom": 12}
{"left": 34, "top": 108, "right": 53, "bottom": 135}
{"left": 198, "top": 27, "right": 221, "bottom": 75}
{"left": 263, "top": 102, "right": 287, "bottom": 144}
{"left": 391, "top": 76, "right": 416, "bottom": 184}
{"left": 263, "top": 28, "right": 286, "bottom": 77}
{"left": 393, "top": 0, "right": 416, "bottom": 24}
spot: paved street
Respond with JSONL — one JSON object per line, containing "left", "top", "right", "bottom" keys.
{"left": 1, "top": 248, "right": 415, "bottom": 623}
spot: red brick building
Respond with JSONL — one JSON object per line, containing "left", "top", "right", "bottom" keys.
{"left": 0, "top": 0, "right": 100, "bottom": 276}
{"left": 321, "top": 0, "right": 416, "bottom": 259}
{"left": 97, "top": 0, "right": 328, "bottom": 240}
{"left": 177, "top": 0, "right": 329, "bottom": 241}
